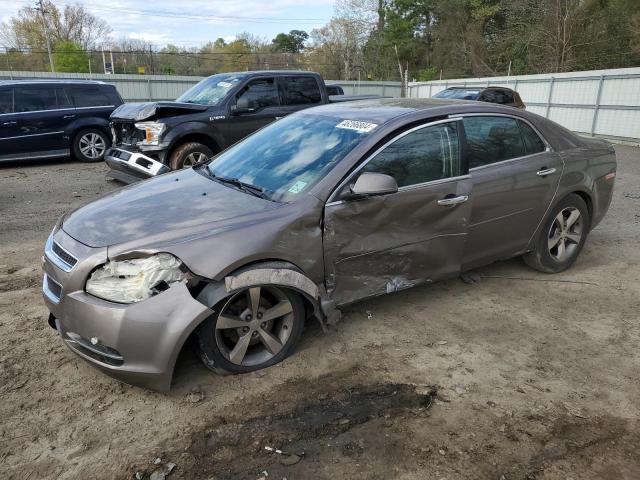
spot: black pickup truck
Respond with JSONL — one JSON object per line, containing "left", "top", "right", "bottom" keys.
{"left": 105, "top": 71, "right": 369, "bottom": 183}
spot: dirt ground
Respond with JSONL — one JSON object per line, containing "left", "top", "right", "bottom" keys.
{"left": 1, "top": 146, "right": 639, "bottom": 480}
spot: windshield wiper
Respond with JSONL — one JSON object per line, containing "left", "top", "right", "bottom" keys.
{"left": 211, "top": 173, "right": 272, "bottom": 201}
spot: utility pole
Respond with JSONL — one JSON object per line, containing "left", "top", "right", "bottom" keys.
{"left": 35, "top": 0, "right": 55, "bottom": 72}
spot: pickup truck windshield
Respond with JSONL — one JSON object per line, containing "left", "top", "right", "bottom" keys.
{"left": 176, "top": 73, "right": 245, "bottom": 105}
{"left": 207, "top": 114, "right": 375, "bottom": 201}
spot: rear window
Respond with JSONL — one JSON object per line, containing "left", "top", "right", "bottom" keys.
{"left": 0, "top": 88, "right": 12, "bottom": 114}
{"left": 14, "top": 86, "right": 58, "bottom": 112}
{"left": 463, "top": 116, "right": 527, "bottom": 168}
{"left": 67, "top": 86, "right": 113, "bottom": 108}
{"left": 479, "top": 89, "right": 514, "bottom": 104}
{"left": 280, "top": 76, "right": 322, "bottom": 105}
{"left": 433, "top": 89, "right": 480, "bottom": 100}
{"left": 519, "top": 121, "right": 546, "bottom": 154}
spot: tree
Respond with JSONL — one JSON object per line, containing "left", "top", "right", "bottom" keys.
{"left": 272, "top": 30, "right": 309, "bottom": 53}
{"left": 0, "top": 1, "right": 111, "bottom": 50}
{"left": 53, "top": 40, "right": 89, "bottom": 72}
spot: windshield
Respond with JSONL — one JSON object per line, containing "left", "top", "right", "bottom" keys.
{"left": 433, "top": 88, "right": 480, "bottom": 100}
{"left": 176, "top": 73, "right": 245, "bottom": 105}
{"left": 207, "top": 114, "right": 376, "bottom": 201}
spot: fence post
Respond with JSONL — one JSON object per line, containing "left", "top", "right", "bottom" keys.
{"left": 147, "top": 79, "right": 152, "bottom": 101}
{"left": 545, "top": 77, "right": 555, "bottom": 118}
{"left": 513, "top": 79, "right": 518, "bottom": 91}
{"left": 382, "top": 85, "right": 387, "bottom": 97}
{"left": 590, "top": 75, "right": 605, "bottom": 137}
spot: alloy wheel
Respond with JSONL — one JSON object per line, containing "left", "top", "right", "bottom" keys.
{"left": 183, "top": 152, "right": 208, "bottom": 167}
{"left": 79, "top": 132, "right": 106, "bottom": 160}
{"left": 548, "top": 206, "right": 583, "bottom": 262}
{"left": 214, "top": 286, "right": 294, "bottom": 367}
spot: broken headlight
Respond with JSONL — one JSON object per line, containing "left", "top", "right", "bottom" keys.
{"left": 85, "top": 253, "right": 189, "bottom": 304}
{"left": 135, "top": 121, "right": 165, "bottom": 146}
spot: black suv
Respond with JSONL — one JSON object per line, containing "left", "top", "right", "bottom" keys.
{"left": 0, "top": 80, "right": 123, "bottom": 163}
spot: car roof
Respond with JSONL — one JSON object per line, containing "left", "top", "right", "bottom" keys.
{"left": 299, "top": 97, "right": 525, "bottom": 124}
{"left": 208, "top": 70, "right": 320, "bottom": 78}
{"left": 0, "top": 79, "right": 108, "bottom": 86}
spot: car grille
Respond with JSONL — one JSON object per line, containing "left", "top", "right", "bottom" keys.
{"left": 52, "top": 241, "right": 78, "bottom": 269}
{"left": 112, "top": 121, "right": 144, "bottom": 146}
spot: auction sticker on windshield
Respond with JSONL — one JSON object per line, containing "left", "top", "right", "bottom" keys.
{"left": 336, "top": 120, "right": 378, "bottom": 133}
{"left": 218, "top": 81, "right": 233, "bottom": 88}
{"left": 288, "top": 180, "right": 308, "bottom": 194}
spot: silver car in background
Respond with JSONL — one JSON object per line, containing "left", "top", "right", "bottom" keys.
{"left": 42, "top": 98, "right": 616, "bottom": 391}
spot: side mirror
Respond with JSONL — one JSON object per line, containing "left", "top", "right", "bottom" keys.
{"left": 231, "top": 96, "right": 253, "bottom": 114}
{"left": 350, "top": 172, "right": 398, "bottom": 197}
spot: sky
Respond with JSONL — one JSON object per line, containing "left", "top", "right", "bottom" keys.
{"left": 1, "top": 0, "right": 336, "bottom": 48}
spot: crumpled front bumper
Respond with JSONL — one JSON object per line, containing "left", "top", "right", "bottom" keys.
{"left": 104, "top": 147, "right": 170, "bottom": 184}
{"left": 42, "top": 228, "right": 213, "bottom": 392}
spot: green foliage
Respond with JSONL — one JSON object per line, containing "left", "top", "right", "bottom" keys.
{"left": 272, "top": 30, "right": 309, "bottom": 53}
{"left": 417, "top": 67, "right": 439, "bottom": 81}
{"left": 53, "top": 41, "right": 89, "bottom": 73}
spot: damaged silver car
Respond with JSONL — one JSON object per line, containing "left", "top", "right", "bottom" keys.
{"left": 42, "top": 98, "right": 616, "bottom": 391}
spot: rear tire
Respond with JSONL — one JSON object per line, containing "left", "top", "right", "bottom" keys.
{"left": 196, "top": 285, "right": 305, "bottom": 375}
{"left": 72, "top": 128, "right": 110, "bottom": 163}
{"left": 523, "top": 194, "right": 590, "bottom": 273}
{"left": 168, "top": 142, "right": 213, "bottom": 170}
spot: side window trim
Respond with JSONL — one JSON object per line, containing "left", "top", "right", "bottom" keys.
{"left": 453, "top": 113, "right": 552, "bottom": 172}
{"left": 327, "top": 118, "right": 466, "bottom": 204}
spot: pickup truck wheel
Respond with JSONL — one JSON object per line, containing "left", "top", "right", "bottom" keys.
{"left": 523, "top": 194, "right": 590, "bottom": 273}
{"left": 72, "top": 129, "right": 110, "bottom": 163}
{"left": 196, "top": 285, "right": 305, "bottom": 375}
{"left": 169, "top": 142, "right": 213, "bottom": 170}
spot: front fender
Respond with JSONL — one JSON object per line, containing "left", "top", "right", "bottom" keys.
{"left": 163, "top": 122, "right": 224, "bottom": 152}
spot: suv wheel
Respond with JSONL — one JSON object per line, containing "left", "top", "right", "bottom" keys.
{"left": 196, "top": 285, "right": 305, "bottom": 375}
{"left": 169, "top": 142, "right": 214, "bottom": 170}
{"left": 73, "top": 129, "right": 110, "bottom": 162}
{"left": 523, "top": 194, "right": 590, "bottom": 273}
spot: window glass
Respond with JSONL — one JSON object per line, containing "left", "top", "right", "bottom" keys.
{"left": 0, "top": 88, "right": 13, "bottom": 114}
{"left": 280, "top": 76, "right": 322, "bottom": 105}
{"left": 56, "top": 88, "right": 73, "bottom": 109}
{"left": 236, "top": 78, "right": 279, "bottom": 110}
{"left": 68, "top": 86, "right": 112, "bottom": 107}
{"left": 479, "top": 90, "right": 514, "bottom": 104}
{"left": 14, "top": 86, "right": 58, "bottom": 112}
{"left": 362, "top": 122, "right": 460, "bottom": 188}
{"left": 208, "top": 114, "right": 372, "bottom": 201}
{"left": 463, "top": 116, "right": 527, "bottom": 168}
{"left": 433, "top": 88, "right": 480, "bottom": 100}
{"left": 177, "top": 73, "right": 245, "bottom": 105}
{"left": 519, "top": 121, "right": 546, "bottom": 155}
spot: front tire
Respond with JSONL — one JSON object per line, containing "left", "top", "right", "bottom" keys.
{"left": 72, "top": 129, "right": 110, "bottom": 162}
{"left": 168, "top": 142, "right": 213, "bottom": 170}
{"left": 523, "top": 194, "right": 590, "bottom": 273}
{"left": 196, "top": 285, "right": 305, "bottom": 375}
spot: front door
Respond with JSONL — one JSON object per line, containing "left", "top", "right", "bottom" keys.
{"left": 223, "top": 77, "right": 282, "bottom": 145}
{"left": 323, "top": 119, "right": 472, "bottom": 306}
{"left": 460, "top": 115, "right": 564, "bottom": 269}
{"left": 0, "top": 87, "right": 23, "bottom": 158}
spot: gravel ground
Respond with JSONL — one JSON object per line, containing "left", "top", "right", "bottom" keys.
{"left": 1, "top": 147, "right": 639, "bottom": 480}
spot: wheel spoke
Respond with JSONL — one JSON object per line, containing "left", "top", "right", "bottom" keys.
{"left": 216, "top": 314, "right": 247, "bottom": 330}
{"left": 229, "top": 333, "right": 252, "bottom": 365}
{"left": 555, "top": 212, "right": 566, "bottom": 230}
{"left": 261, "top": 300, "right": 293, "bottom": 322}
{"left": 556, "top": 238, "right": 566, "bottom": 259}
{"left": 258, "top": 328, "right": 283, "bottom": 355}
{"left": 548, "top": 231, "right": 562, "bottom": 249}
{"left": 566, "top": 209, "right": 580, "bottom": 228}
{"left": 566, "top": 232, "right": 581, "bottom": 244}
{"left": 247, "top": 287, "right": 261, "bottom": 319}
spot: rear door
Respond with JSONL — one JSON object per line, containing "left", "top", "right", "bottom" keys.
{"left": 12, "top": 84, "right": 72, "bottom": 154}
{"left": 66, "top": 84, "right": 117, "bottom": 123}
{"left": 324, "top": 119, "right": 472, "bottom": 305}
{"left": 277, "top": 76, "right": 323, "bottom": 115}
{"left": 460, "top": 114, "right": 563, "bottom": 269}
{"left": 224, "top": 77, "right": 281, "bottom": 145}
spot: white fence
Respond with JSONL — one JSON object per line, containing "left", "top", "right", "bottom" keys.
{"left": 409, "top": 67, "right": 640, "bottom": 143}
{"left": 0, "top": 70, "right": 401, "bottom": 102}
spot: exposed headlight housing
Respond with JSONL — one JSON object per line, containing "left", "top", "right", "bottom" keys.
{"left": 135, "top": 122, "right": 165, "bottom": 146}
{"left": 85, "top": 253, "right": 189, "bottom": 304}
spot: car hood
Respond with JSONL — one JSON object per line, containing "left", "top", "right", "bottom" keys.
{"left": 62, "top": 168, "right": 282, "bottom": 248}
{"left": 110, "top": 101, "right": 209, "bottom": 122}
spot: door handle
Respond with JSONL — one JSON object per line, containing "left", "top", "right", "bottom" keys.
{"left": 437, "top": 195, "right": 469, "bottom": 206}
{"left": 63, "top": 114, "right": 76, "bottom": 119}
{"left": 536, "top": 167, "right": 556, "bottom": 177}
{"left": 2, "top": 121, "right": 17, "bottom": 126}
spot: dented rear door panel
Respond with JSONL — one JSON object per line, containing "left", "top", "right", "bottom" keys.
{"left": 323, "top": 177, "right": 472, "bottom": 306}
